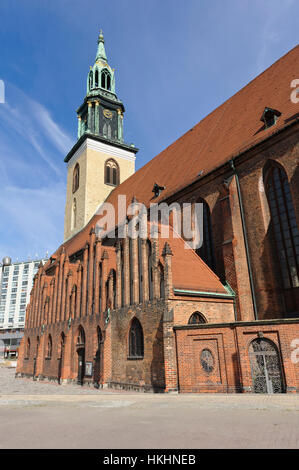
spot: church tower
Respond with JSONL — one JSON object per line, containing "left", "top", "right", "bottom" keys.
{"left": 64, "top": 30, "right": 138, "bottom": 240}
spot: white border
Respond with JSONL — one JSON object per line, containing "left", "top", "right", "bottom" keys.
{"left": 67, "top": 137, "right": 136, "bottom": 168}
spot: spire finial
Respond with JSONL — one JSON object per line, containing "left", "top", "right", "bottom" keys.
{"left": 96, "top": 28, "right": 107, "bottom": 62}
{"left": 98, "top": 29, "right": 104, "bottom": 42}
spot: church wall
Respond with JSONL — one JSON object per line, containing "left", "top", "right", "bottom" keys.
{"left": 175, "top": 319, "right": 299, "bottom": 393}
{"left": 167, "top": 125, "right": 299, "bottom": 321}
{"left": 236, "top": 129, "right": 299, "bottom": 319}
{"left": 171, "top": 297, "right": 235, "bottom": 325}
{"left": 108, "top": 300, "right": 166, "bottom": 392}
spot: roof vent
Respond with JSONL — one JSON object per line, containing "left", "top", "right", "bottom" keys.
{"left": 152, "top": 183, "right": 165, "bottom": 198}
{"left": 260, "top": 107, "right": 281, "bottom": 129}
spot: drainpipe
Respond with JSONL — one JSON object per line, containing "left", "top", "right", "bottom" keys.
{"left": 229, "top": 159, "right": 258, "bottom": 320}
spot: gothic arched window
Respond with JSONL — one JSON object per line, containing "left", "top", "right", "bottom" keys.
{"left": 147, "top": 240, "right": 153, "bottom": 300}
{"left": 158, "top": 263, "right": 164, "bottom": 299}
{"left": 95, "top": 69, "right": 99, "bottom": 87}
{"left": 58, "top": 333, "right": 65, "bottom": 359}
{"left": 76, "top": 327, "right": 85, "bottom": 347}
{"left": 188, "top": 312, "right": 206, "bottom": 324}
{"left": 105, "top": 159, "right": 119, "bottom": 186}
{"left": 88, "top": 71, "right": 93, "bottom": 90}
{"left": 101, "top": 69, "right": 111, "bottom": 90}
{"left": 138, "top": 236, "right": 143, "bottom": 303}
{"left": 129, "top": 318, "right": 144, "bottom": 358}
{"left": 196, "top": 200, "right": 216, "bottom": 271}
{"left": 73, "top": 163, "right": 80, "bottom": 193}
{"left": 264, "top": 162, "right": 299, "bottom": 310}
{"left": 112, "top": 269, "right": 116, "bottom": 309}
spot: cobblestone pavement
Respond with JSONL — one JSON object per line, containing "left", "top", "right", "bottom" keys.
{"left": 0, "top": 367, "right": 299, "bottom": 449}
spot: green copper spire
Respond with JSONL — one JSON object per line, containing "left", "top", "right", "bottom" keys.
{"left": 95, "top": 29, "right": 107, "bottom": 62}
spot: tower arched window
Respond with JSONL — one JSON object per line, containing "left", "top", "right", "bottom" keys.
{"left": 95, "top": 69, "right": 99, "bottom": 87}
{"left": 264, "top": 161, "right": 299, "bottom": 312}
{"left": 188, "top": 312, "right": 206, "bottom": 324}
{"left": 101, "top": 69, "right": 111, "bottom": 90}
{"left": 89, "top": 71, "right": 93, "bottom": 90}
{"left": 105, "top": 159, "right": 119, "bottom": 186}
{"left": 196, "top": 199, "right": 216, "bottom": 271}
{"left": 129, "top": 318, "right": 144, "bottom": 358}
{"left": 73, "top": 163, "right": 80, "bottom": 193}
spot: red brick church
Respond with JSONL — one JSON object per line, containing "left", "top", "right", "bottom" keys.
{"left": 16, "top": 33, "right": 299, "bottom": 393}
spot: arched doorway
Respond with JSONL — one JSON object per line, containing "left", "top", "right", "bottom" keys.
{"left": 249, "top": 338, "right": 285, "bottom": 393}
{"left": 57, "top": 333, "right": 65, "bottom": 385}
{"left": 76, "top": 327, "right": 85, "bottom": 385}
{"left": 93, "top": 327, "right": 103, "bottom": 388}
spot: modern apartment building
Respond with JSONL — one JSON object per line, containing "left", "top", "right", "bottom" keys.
{"left": 0, "top": 256, "right": 47, "bottom": 358}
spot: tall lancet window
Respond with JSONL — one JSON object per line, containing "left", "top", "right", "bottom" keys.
{"left": 196, "top": 199, "right": 216, "bottom": 271}
{"left": 264, "top": 161, "right": 299, "bottom": 312}
{"left": 138, "top": 236, "right": 143, "bottom": 303}
{"left": 73, "top": 163, "right": 80, "bottom": 193}
{"left": 147, "top": 240, "right": 153, "bottom": 301}
{"left": 121, "top": 244, "right": 125, "bottom": 307}
{"left": 129, "top": 237, "right": 133, "bottom": 305}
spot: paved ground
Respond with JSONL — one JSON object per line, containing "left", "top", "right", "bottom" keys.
{"left": 0, "top": 367, "right": 299, "bottom": 449}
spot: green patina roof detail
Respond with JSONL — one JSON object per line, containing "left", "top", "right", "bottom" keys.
{"left": 173, "top": 285, "right": 235, "bottom": 298}
{"left": 86, "top": 29, "right": 116, "bottom": 96}
{"left": 95, "top": 29, "right": 107, "bottom": 62}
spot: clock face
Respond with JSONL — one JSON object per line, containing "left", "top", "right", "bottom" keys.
{"left": 103, "top": 109, "right": 113, "bottom": 119}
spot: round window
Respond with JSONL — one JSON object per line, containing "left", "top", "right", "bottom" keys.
{"left": 200, "top": 349, "right": 214, "bottom": 373}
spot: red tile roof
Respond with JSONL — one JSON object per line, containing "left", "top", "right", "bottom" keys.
{"left": 63, "top": 44, "right": 299, "bottom": 253}
{"left": 156, "top": 224, "right": 227, "bottom": 293}
{"left": 106, "top": 44, "right": 299, "bottom": 209}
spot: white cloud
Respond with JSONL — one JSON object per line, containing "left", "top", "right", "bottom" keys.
{"left": 0, "top": 83, "right": 74, "bottom": 177}
{"left": 0, "top": 182, "right": 66, "bottom": 260}
{"left": 256, "top": 0, "right": 295, "bottom": 73}
{"left": 0, "top": 83, "right": 73, "bottom": 260}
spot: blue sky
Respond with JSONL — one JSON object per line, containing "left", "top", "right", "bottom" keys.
{"left": 0, "top": 0, "right": 297, "bottom": 262}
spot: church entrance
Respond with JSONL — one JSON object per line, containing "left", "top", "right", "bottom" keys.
{"left": 77, "top": 347, "right": 85, "bottom": 385}
{"left": 76, "top": 327, "right": 85, "bottom": 386}
{"left": 57, "top": 333, "right": 65, "bottom": 385}
{"left": 93, "top": 327, "right": 102, "bottom": 387}
{"left": 249, "top": 338, "right": 285, "bottom": 393}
